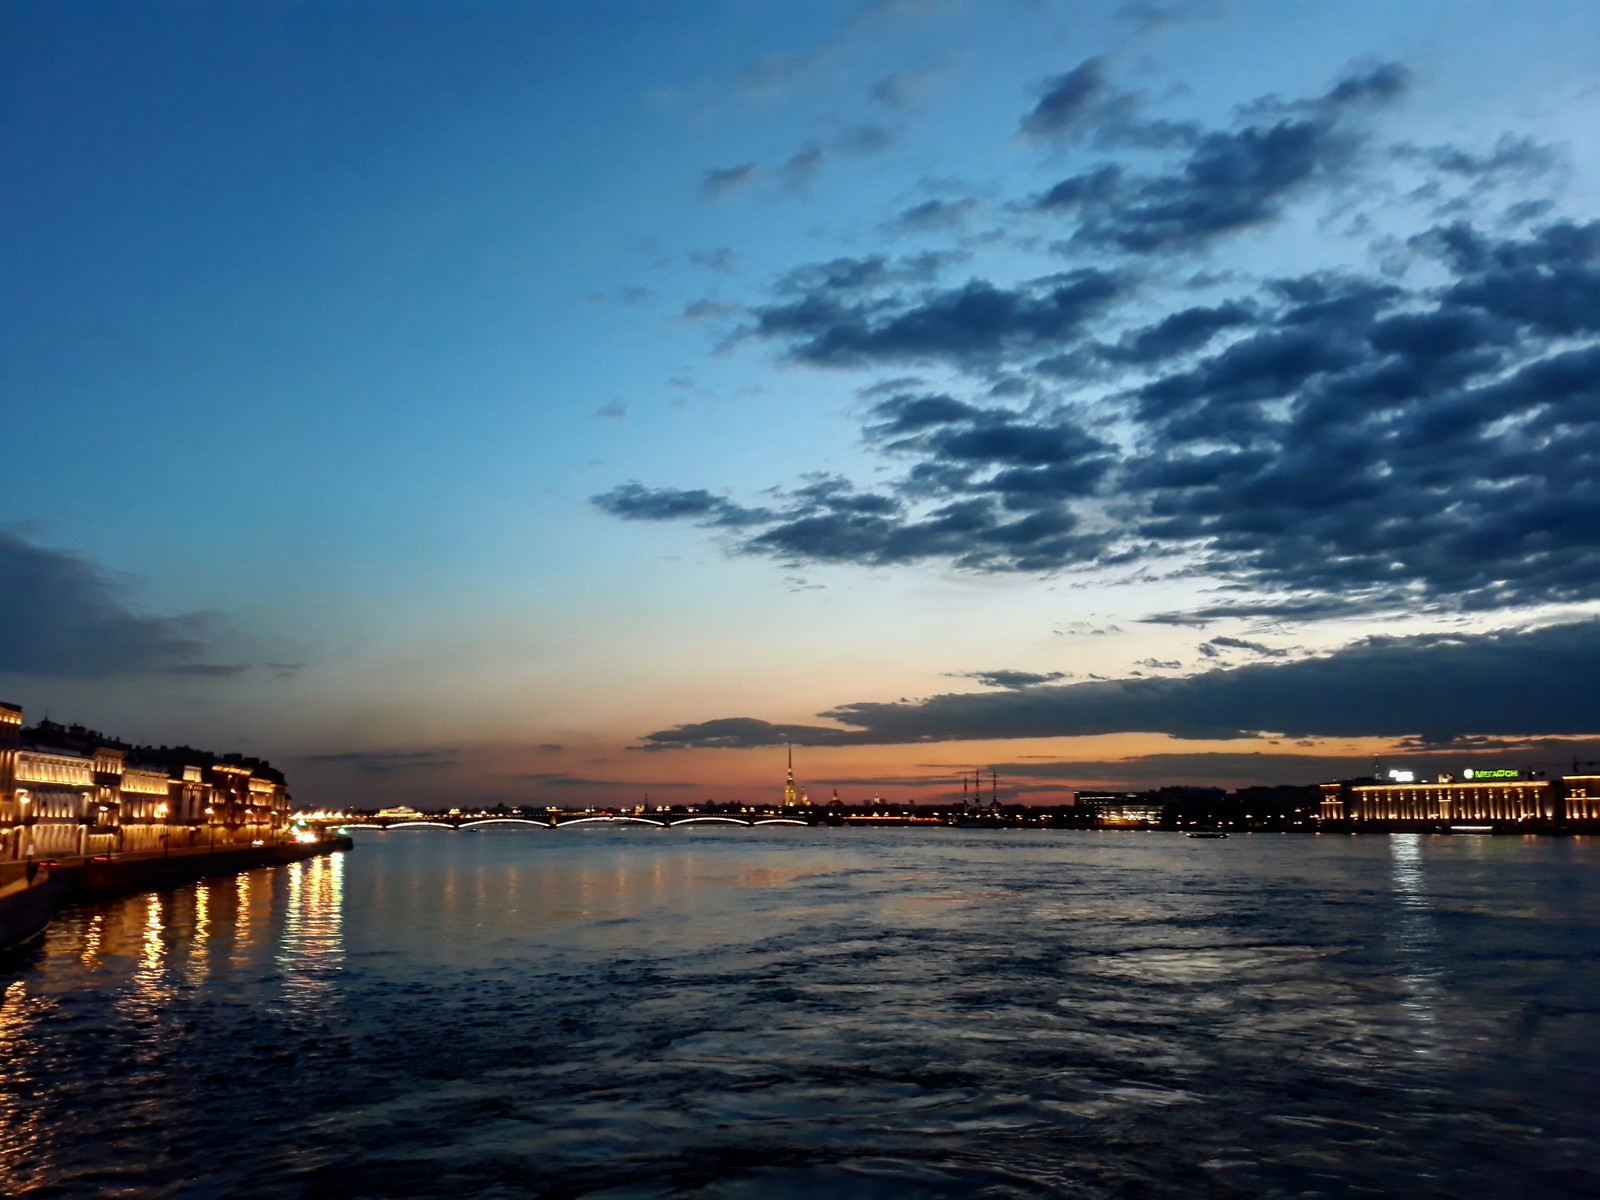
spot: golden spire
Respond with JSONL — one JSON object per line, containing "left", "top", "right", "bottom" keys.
{"left": 783, "top": 743, "right": 800, "bottom": 808}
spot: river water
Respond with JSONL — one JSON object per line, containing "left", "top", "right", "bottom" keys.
{"left": 2, "top": 828, "right": 1599, "bottom": 1198}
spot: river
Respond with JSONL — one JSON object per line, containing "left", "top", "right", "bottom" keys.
{"left": 2, "top": 828, "right": 1598, "bottom": 1198}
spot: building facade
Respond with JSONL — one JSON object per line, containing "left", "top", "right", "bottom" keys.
{"left": 1074, "top": 791, "right": 1164, "bottom": 827}
{"left": 1564, "top": 775, "right": 1600, "bottom": 822}
{"left": 0, "top": 703, "right": 292, "bottom": 861}
{"left": 1319, "top": 768, "right": 1589, "bottom": 826}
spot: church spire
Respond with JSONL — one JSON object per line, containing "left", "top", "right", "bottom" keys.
{"left": 783, "top": 743, "right": 804, "bottom": 808}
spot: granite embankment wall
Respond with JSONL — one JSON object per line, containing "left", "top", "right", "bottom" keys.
{"left": 0, "top": 838, "right": 353, "bottom": 953}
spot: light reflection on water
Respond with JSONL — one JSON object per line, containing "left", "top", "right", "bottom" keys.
{"left": 1388, "top": 833, "right": 1444, "bottom": 1045}
{"left": 0, "top": 830, "right": 1598, "bottom": 1198}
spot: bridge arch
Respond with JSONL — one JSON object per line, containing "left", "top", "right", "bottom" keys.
{"left": 555, "top": 815, "right": 666, "bottom": 828}
{"left": 669, "top": 816, "right": 751, "bottom": 827}
{"left": 752, "top": 818, "right": 810, "bottom": 826}
{"left": 458, "top": 818, "right": 551, "bottom": 830}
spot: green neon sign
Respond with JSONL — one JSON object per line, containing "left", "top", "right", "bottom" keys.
{"left": 1462, "top": 768, "right": 1519, "bottom": 781}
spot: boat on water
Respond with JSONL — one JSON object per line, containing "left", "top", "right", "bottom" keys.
{"left": 1186, "top": 831, "right": 1229, "bottom": 839}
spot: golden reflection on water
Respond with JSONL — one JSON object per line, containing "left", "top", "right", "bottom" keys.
{"left": 121, "top": 893, "right": 175, "bottom": 1024}
{"left": 1389, "top": 833, "right": 1442, "bottom": 1043}
{"left": 277, "top": 853, "right": 346, "bottom": 1014}
{"left": 0, "top": 977, "right": 46, "bottom": 1193}
{"left": 78, "top": 913, "right": 103, "bottom": 967}
{"left": 236, "top": 870, "right": 252, "bottom": 949}
{"left": 187, "top": 883, "right": 211, "bottom": 988}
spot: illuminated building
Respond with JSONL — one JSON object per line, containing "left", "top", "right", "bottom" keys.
{"left": 1075, "top": 791, "right": 1163, "bottom": 827}
{"left": 0, "top": 702, "right": 291, "bottom": 861}
{"left": 1563, "top": 776, "right": 1600, "bottom": 822}
{"left": 0, "top": 704, "right": 20, "bottom": 862}
{"left": 1320, "top": 767, "right": 1557, "bottom": 825}
{"left": 782, "top": 745, "right": 809, "bottom": 808}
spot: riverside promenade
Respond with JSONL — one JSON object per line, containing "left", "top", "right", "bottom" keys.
{"left": 0, "top": 836, "right": 353, "bottom": 953}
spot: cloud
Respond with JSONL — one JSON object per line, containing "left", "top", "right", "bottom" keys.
{"left": 1038, "top": 118, "right": 1351, "bottom": 252}
{"left": 688, "top": 247, "right": 737, "bottom": 273}
{"left": 871, "top": 63, "right": 951, "bottom": 108}
{"left": 1114, "top": 1, "right": 1224, "bottom": 32}
{"left": 1020, "top": 58, "right": 1113, "bottom": 139}
{"left": 738, "top": 0, "right": 952, "bottom": 99}
{"left": 0, "top": 533, "right": 207, "bottom": 678}
{"left": 751, "top": 270, "right": 1125, "bottom": 367}
{"left": 1397, "top": 133, "right": 1558, "bottom": 180}
{"left": 640, "top": 621, "right": 1600, "bottom": 749}
{"left": 591, "top": 483, "right": 768, "bottom": 528}
{"left": 889, "top": 197, "right": 980, "bottom": 233}
{"left": 682, "top": 298, "right": 741, "bottom": 320}
{"left": 955, "top": 669, "right": 1071, "bottom": 689}
{"left": 605, "top": 212, "right": 1600, "bottom": 616}
{"left": 780, "top": 147, "right": 825, "bottom": 192}
{"left": 703, "top": 163, "right": 760, "bottom": 199}
{"left": 595, "top": 399, "right": 627, "bottom": 419}
{"left": 831, "top": 124, "right": 897, "bottom": 156}
{"left": 606, "top": 57, "right": 1599, "bottom": 628}
{"left": 771, "top": 251, "right": 961, "bottom": 296}
{"left": 1025, "top": 62, "right": 1409, "bottom": 253}
{"left": 1199, "top": 636, "right": 1289, "bottom": 659}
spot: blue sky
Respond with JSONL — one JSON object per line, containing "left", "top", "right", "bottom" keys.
{"left": 4, "top": 1, "right": 1599, "bottom": 806}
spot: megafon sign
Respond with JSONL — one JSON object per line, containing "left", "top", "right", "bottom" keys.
{"left": 1462, "top": 768, "right": 1521, "bottom": 781}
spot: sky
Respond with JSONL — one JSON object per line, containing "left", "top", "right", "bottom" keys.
{"left": 4, "top": 0, "right": 1599, "bottom": 808}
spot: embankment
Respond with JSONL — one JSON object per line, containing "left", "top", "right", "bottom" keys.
{"left": 0, "top": 837, "right": 353, "bottom": 954}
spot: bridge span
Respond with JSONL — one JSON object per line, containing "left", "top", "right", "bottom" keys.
{"left": 334, "top": 814, "right": 816, "bottom": 832}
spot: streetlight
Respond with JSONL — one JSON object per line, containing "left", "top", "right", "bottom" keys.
{"left": 205, "top": 805, "right": 216, "bottom": 853}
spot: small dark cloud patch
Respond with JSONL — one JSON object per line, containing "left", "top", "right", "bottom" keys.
{"left": 1020, "top": 58, "right": 1113, "bottom": 139}
{"left": 0, "top": 533, "right": 207, "bottom": 678}
{"left": 955, "top": 669, "right": 1071, "bottom": 689}
{"left": 871, "top": 64, "right": 949, "bottom": 109}
{"left": 832, "top": 124, "right": 897, "bottom": 156}
{"left": 891, "top": 198, "right": 979, "bottom": 233}
{"left": 703, "top": 163, "right": 760, "bottom": 199}
{"left": 771, "top": 252, "right": 964, "bottom": 298}
{"left": 596, "top": 399, "right": 627, "bottom": 419}
{"left": 635, "top": 717, "right": 859, "bottom": 752}
{"left": 781, "top": 148, "right": 825, "bottom": 191}
{"left": 1114, "top": 1, "right": 1223, "bottom": 32}
{"left": 755, "top": 271, "right": 1125, "bottom": 368}
{"left": 689, "top": 247, "right": 737, "bottom": 273}
{"left": 1398, "top": 133, "right": 1558, "bottom": 180}
{"left": 168, "top": 663, "right": 252, "bottom": 678}
{"left": 1202, "top": 636, "right": 1289, "bottom": 659}
{"left": 591, "top": 483, "right": 768, "bottom": 528}
{"left": 683, "top": 299, "right": 741, "bottom": 320}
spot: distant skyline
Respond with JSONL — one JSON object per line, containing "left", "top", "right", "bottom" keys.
{"left": 4, "top": 1, "right": 1599, "bottom": 806}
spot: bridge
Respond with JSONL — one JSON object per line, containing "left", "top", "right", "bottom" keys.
{"left": 322, "top": 813, "right": 818, "bottom": 832}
